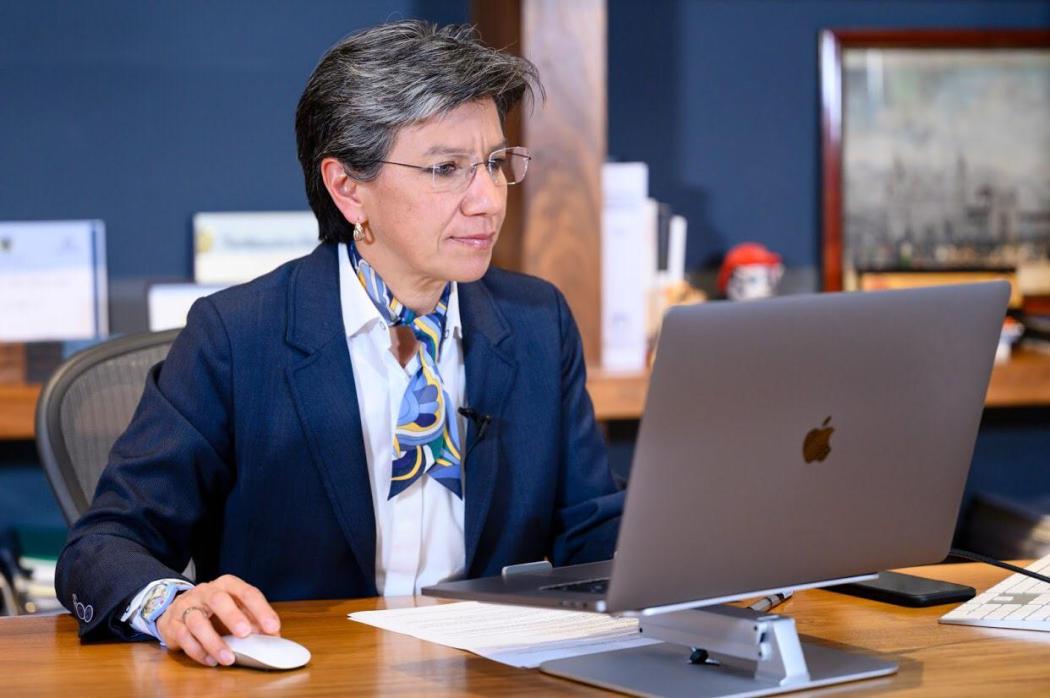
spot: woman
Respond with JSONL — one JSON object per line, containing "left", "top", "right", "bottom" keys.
{"left": 56, "top": 20, "right": 622, "bottom": 668}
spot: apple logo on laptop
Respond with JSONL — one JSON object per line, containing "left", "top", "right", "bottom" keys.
{"left": 803, "top": 416, "right": 834, "bottom": 463}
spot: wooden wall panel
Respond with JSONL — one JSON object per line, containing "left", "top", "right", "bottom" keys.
{"left": 471, "top": 0, "right": 525, "bottom": 275}
{"left": 474, "top": 0, "right": 606, "bottom": 365}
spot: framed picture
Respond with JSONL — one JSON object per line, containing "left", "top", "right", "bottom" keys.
{"left": 820, "top": 29, "right": 1050, "bottom": 295}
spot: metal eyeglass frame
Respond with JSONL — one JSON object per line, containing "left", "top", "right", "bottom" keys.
{"left": 376, "top": 146, "right": 531, "bottom": 193}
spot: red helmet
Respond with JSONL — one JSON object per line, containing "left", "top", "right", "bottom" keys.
{"left": 717, "top": 243, "right": 783, "bottom": 294}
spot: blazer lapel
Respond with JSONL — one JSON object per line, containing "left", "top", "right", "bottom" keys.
{"left": 284, "top": 244, "right": 377, "bottom": 594}
{"left": 458, "top": 277, "right": 518, "bottom": 574}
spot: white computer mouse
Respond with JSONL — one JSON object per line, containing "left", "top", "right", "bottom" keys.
{"left": 221, "top": 633, "right": 311, "bottom": 670}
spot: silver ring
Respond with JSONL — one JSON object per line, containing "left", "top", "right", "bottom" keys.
{"left": 181, "top": 605, "right": 211, "bottom": 624}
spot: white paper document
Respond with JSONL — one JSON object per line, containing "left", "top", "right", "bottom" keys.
{"left": 147, "top": 283, "right": 228, "bottom": 331}
{"left": 349, "top": 601, "right": 659, "bottom": 668}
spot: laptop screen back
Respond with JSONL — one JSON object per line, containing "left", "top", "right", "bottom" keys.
{"left": 606, "top": 282, "right": 1009, "bottom": 614}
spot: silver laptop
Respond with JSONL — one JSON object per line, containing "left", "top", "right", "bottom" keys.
{"left": 423, "top": 282, "right": 1009, "bottom": 616}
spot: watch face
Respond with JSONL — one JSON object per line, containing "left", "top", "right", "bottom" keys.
{"left": 142, "top": 584, "right": 171, "bottom": 619}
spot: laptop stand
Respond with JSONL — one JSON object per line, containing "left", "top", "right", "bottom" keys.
{"left": 541, "top": 604, "right": 898, "bottom": 697}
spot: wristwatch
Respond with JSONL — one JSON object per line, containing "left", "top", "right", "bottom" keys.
{"left": 139, "top": 581, "right": 185, "bottom": 638}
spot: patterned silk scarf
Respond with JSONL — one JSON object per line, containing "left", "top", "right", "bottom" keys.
{"left": 347, "top": 244, "right": 463, "bottom": 499}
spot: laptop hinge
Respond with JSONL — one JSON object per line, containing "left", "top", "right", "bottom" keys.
{"left": 501, "top": 560, "right": 553, "bottom": 578}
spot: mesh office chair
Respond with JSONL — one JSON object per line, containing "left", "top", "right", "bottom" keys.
{"left": 35, "top": 329, "right": 182, "bottom": 525}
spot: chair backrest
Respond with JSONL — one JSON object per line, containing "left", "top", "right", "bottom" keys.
{"left": 35, "top": 330, "right": 182, "bottom": 525}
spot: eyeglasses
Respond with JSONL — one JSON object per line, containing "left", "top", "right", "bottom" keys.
{"left": 377, "top": 146, "right": 531, "bottom": 193}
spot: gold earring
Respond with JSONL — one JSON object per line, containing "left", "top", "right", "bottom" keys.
{"left": 353, "top": 222, "right": 365, "bottom": 242}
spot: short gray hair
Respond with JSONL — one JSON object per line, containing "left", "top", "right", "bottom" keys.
{"left": 295, "top": 20, "right": 542, "bottom": 244}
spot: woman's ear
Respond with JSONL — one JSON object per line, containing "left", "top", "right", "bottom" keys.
{"left": 320, "top": 157, "right": 367, "bottom": 225}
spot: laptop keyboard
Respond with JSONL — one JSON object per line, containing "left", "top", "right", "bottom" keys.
{"left": 940, "top": 552, "right": 1050, "bottom": 632}
{"left": 541, "top": 578, "right": 610, "bottom": 594}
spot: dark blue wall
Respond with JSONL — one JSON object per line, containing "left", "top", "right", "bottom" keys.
{"left": 0, "top": 0, "right": 467, "bottom": 284}
{"left": 0, "top": 0, "right": 470, "bottom": 544}
{"left": 5, "top": 0, "right": 1045, "bottom": 283}
{"left": 1, "top": 1, "right": 1047, "bottom": 548}
{"left": 608, "top": 0, "right": 1050, "bottom": 274}
{"left": 603, "top": 0, "right": 1050, "bottom": 526}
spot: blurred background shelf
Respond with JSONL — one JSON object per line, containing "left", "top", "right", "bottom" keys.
{"left": 985, "top": 349, "right": 1050, "bottom": 408}
{"left": 2, "top": 349, "right": 1048, "bottom": 441}
{"left": 586, "top": 348, "right": 1050, "bottom": 422}
{"left": 586, "top": 369, "right": 650, "bottom": 421}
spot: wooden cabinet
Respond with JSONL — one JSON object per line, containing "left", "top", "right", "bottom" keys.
{"left": 0, "top": 383, "right": 39, "bottom": 440}
{"left": 585, "top": 349, "right": 1050, "bottom": 422}
{"left": 3, "top": 353, "right": 1048, "bottom": 439}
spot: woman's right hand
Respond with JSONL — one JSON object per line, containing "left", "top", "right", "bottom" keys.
{"left": 156, "top": 574, "right": 281, "bottom": 667}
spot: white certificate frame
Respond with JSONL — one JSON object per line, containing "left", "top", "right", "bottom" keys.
{"left": 193, "top": 211, "right": 319, "bottom": 284}
{"left": 0, "top": 220, "right": 108, "bottom": 342}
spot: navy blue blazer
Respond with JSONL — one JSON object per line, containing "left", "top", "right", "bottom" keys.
{"left": 56, "top": 243, "right": 623, "bottom": 641}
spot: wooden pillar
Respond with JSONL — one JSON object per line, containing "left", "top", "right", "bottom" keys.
{"left": 473, "top": 0, "right": 606, "bottom": 366}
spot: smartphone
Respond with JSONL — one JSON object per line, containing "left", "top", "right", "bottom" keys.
{"left": 829, "top": 571, "right": 975, "bottom": 607}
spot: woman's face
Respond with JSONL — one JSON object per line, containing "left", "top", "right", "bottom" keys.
{"left": 356, "top": 99, "right": 508, "bottom": 291}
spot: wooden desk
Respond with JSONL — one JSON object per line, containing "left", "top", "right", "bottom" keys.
{"left": 1, "top": 562, "right": 1047, "bottom": 696}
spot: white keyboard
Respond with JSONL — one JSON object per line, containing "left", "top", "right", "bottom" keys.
{"left": 940, "top": 553, "right": 1050, "bottom": 632}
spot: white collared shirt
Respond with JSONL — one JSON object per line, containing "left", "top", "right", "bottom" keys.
{"left": 337, "top": 243, "right": 467, "bottom": 596}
